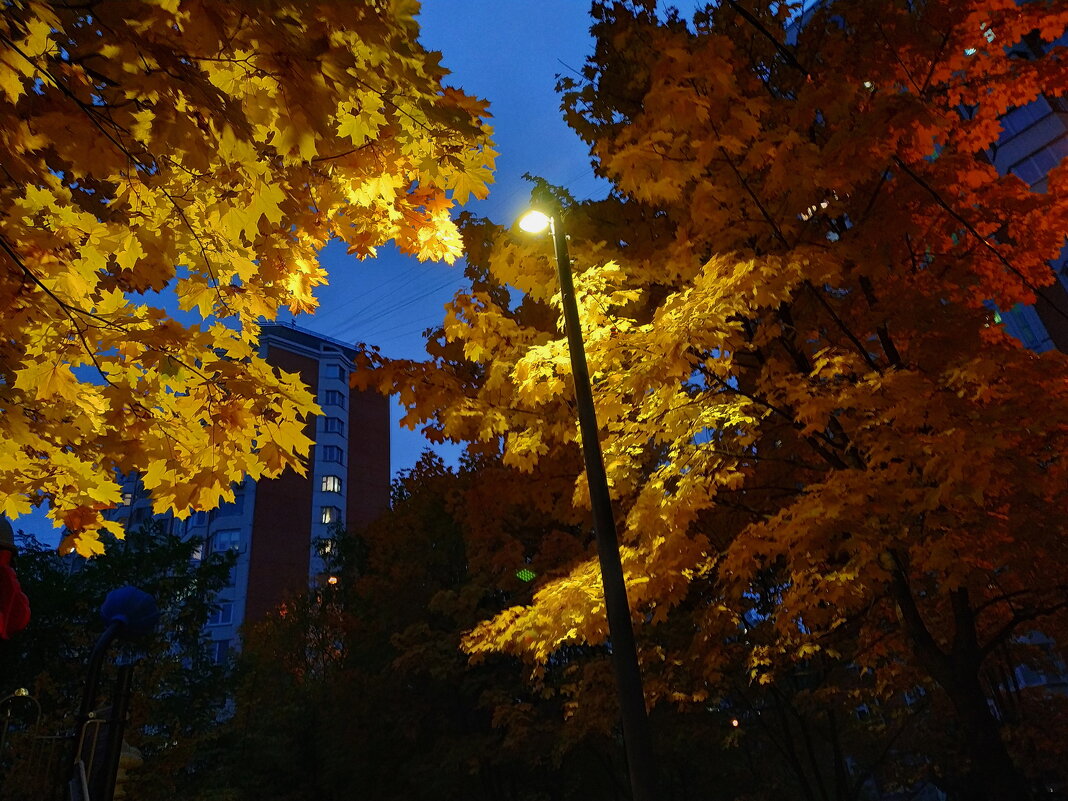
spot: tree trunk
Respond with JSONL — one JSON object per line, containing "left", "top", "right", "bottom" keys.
{"left": 943, "top": 669, "right": 1029, "bottom": 801}
{"left": 889, "top": 565, "right": 1030, "bottom": 801}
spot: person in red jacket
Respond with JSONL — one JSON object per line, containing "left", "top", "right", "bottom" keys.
{"left": 0, "top": 517, "right": 30, "bottom": 640}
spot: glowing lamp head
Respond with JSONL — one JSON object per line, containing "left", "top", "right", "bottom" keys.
{"left": 731, "top": 718, "right": 740, "bottom": 728}
{"left": 518, "top": 209, "right": 551, "bottom": 234}
{"left": 327, "top": 576, "right": 339, "bottom": 585}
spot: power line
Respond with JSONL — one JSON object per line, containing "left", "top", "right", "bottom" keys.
{"left": 332, "top": 272, "right": 467, "bottom": 340}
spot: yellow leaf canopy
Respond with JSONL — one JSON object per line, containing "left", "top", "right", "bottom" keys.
{"left": 0, "top": 0, "right": 495, "bottom": 552}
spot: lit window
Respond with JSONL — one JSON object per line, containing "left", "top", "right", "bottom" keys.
{"left": 321, "top": 506, "right": 341, "bottom": 525}
{"left": 120, "top": 492, "right": 133, "bottom": 506}
{"left": 322, "top": 390, "right": 346, "bottom": 409}
{"left": 210, "top": 529, "right": 241, "bottom": 553}
{"left": 322, "top": 417, "right": 345, "bottom": 436}
{"left": 207, "top": 602, "right": 234, "bottom": 626}
{"left": 321, "top": 445, "right": 344, "bottom": 464}
{"left": 321, "top": 475, "right": 342, "bottom": 493}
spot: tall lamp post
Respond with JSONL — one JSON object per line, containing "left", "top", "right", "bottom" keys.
{"left": 518, "top": 200, "right": 657, "bottom": 801}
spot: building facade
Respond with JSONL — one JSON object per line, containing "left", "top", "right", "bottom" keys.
{"left": 983, "top": 30, "right": 1068, "bottom": 352}
{"left": 111, "top": 323, "right": 390, "bottom": 661}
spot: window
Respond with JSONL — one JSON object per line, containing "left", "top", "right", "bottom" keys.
{"left": 997, "top": 304, "right": 1053, "bottom": 352}
{"left": 209, "top": 639, "right": 230, "bottom": 665}
{"left": 1000, "top": 97, "right": 1052, "bottom": 139}
{"left": 322, "top": 389, "right": 346, "bottom": 409}
{"left": 1011, "top": 138, "right": 1068, "bottom": 186}
{"left": 120, "top": 492, "right": 133, "bottom": 506}
{"left": 210, "top": 529, "right": 241, "bottom": 554}
{"left": 327, "top": 365, "right": 347, "bottom": 381}
{"left": 321, "top": 445, "right": 344, "bottom": 464}
{"left": 322, "top": 417, "right": 345, "bottom": 436}
{"left": 207, "top": 602, "right": 234, "bottom": 626}
{"left": 321, "top": 475, "right": 342, "bottom": 493}
{"left": 321, "top": 506, "right": 342, "bottom": 525}
{"left": 1011, "top": 158, "right": 1045, "bottom": 186}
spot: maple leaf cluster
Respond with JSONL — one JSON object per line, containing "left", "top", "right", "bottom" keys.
{"left": 0, "top": 0, "right": 495, "bottom": 554}
{"left": 358, "top": 1, "right": 1068, "bottom": 793}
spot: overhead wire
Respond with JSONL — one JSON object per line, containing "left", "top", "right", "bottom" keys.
{"left": 331, "top": 271, "right": 467, "bottom": 341}
{"left": 311, "top": 258, "right": 441, "bottom": 326}
{"left": 308, "top": 167, "right": 597, "bottom": 335}
{"left": 306, "top": 164, "right": 606, "bottom": 352}
{"left": 359, "top": 312, "right": 454, "bottom": 345}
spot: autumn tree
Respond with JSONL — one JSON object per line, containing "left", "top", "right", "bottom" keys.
{"left": 356, "top": 2, "right": 1068, "bottom": 798}
{"left": 0, "top": 0, "right": 494, "bottom": 554}
{"left": 205, "top": 453, "right": 636, "bottom": 801}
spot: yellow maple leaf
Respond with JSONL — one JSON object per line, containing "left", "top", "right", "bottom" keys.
{"left": 14, "top": 360, "right": 81, "bottom": 402}
{"left": 248, "top": 180, "right": 287, "bottom": 227}
{"left": 0, "top": 58, "right": 25, "bottom": 103}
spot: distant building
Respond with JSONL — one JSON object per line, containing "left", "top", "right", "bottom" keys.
{"left": 111, "top": 323, "right": 390, "bottom": 661}
{"left": 987, "top": 64, "right": 1068, "bottom": 352}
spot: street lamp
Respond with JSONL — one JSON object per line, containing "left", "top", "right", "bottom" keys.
{"left": 517, "top": 198, "right": 658, "bottom": 801}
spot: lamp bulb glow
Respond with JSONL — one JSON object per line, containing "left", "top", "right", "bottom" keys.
{"left": 518, "top": 210, "right": 551, "bottom": 234}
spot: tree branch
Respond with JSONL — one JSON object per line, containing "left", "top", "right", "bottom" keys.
{"left": 803, "top": 281, "right": 883, "bottom": 373}
{"left": 892, "top": 155, "right": 1068, "bottom": 325}
{"left": 979, "top": 599, "right": 1068, "bottom": 660}
{"left": 886, "top": 548, "right": 950, "bottom": 685}
{"left": 724, "top": 0, "right": 810, "bottom": 78}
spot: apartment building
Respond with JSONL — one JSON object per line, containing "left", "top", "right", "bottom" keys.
{"left": 111, "top": 323, "right": 390, "bottom": 661}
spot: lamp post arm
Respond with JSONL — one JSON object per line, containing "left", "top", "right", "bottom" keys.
{"left": 549, "top": 218, "right": 658, "bottom": 801}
